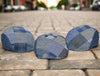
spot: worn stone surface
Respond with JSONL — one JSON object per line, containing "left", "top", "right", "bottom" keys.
{"left": 63, "top": 50, "right": 95, "bottom": 60}
{"left": 0, "top": 49, "right": 5, "bottom": 53}
{"left": 93, "top": 51, "right": 100, "bottom": 59}
{"left": 50, "top": 60, "right": 100, "bottom": 69}
{"left": 87, "top": 69, "right": 100, "bottom": 76}
{"left": 0, "top": 70, "right": 30, "bottom": 76}
{"left": 0, "top": 51, "right": 48, "bottom": 70}
{"left": 32, "top": 70, "right": 85, "bottom": 76}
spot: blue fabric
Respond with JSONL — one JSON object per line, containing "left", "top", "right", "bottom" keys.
{"left": 89, "top": 30, "right": 99, "bottom": 49}
{"left": 34, "top": 33, "right": 69, "bottom": 59}
{"left": 66, "top": 25, "right": 99, "bottom": 51}
{"left": 1, "top": 26, "right": 35, "bottom": 53}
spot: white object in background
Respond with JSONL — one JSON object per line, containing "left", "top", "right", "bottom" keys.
{"left": 5, "top": 6, "right": 12, "bottom": 10}
{"left": 20, "top": 6, "right": 27, "bottom": 10}
{"left": 13, "top": 5, "right": 20, "bottom": 10}
{"left": 75, "top": 6, "right": 80, "bottom": 11}
{"left": 61, "top": 5, "right": 65, "bottom": 10}
{"left": 38, "top": 7, "right": 45, "bottom": 11}
{"left": 69, "top": 7, "right": 74, "bottom": 10}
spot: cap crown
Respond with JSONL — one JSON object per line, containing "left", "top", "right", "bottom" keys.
{"left": 1, "top": 26, "right": 35, "bottom": 53}
{"left": 34, "top": 33, "right": 69, "bottom": 59}
{"left": 66, "top": 25, "right": 99, "bottom": 51}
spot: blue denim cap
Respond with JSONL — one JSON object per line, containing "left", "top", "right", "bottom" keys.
{"left": 66, "top": 25, "right": 99, "bottom": 51}
{"left": 34, "top": 33, "right": 69, "bottom": 59}
{"left": 1, "top": 26, "right": 35, "bottom": 53}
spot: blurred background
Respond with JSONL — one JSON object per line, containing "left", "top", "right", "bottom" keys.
{"left": 0, "top": 0, "right": 100, "bottom": 12}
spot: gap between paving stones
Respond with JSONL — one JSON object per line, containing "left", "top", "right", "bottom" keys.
{"left": 1, "top": 69, "right": 100, "bottom": 76}
{"left": 63, "top": 16, "right": 74, "bottom": 28}
{"left": 83, "top": 69, "right": 89, "bottom": 76}
{"left": 34, "top": 17, "right": 44, "bottom": 36}
{"left": 91, "top": 50, "right": 98, "bottom": 59}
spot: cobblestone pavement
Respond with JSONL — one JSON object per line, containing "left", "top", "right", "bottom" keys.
{"left": 0, "top": 11, "right": 100, "bottom": 76}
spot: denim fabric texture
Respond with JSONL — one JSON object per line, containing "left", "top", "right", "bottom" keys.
{"left": 34, "top": 33, "right": 69, "bottom": 59}
{"left": 66, "top": 25, "right": 99, "bottom": 51}
{"left": 1, "top": 26, "right": 35, "bottom": 53}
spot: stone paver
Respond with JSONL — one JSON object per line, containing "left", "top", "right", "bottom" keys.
{"left": 64, "top": 50, "right": 95, "bottom": 60}
{"left": 87, "top": 69, "right": 100, "bottom": 76}
{"left": 32, "top": 70, "right": 85, "bottom": 76}
{"left": 49, "top": 50, "right": 95, "bottom": 69}
{"left": 0, "top": 11, "right": 100, "bottom": 76}
{"left": 0, "top": 48, "right": 5, "bottom": 53}
{"left": 50, "top": 60, "right": 100, "bottom": 69}
{"left": 0, "top": 70, "right": 30, "bottom": 76}
{"left": 0, "top": 51, "right": 48, "bottom": 70}
{"left": 93, "top": 51, "right": 100, "bottom": 59}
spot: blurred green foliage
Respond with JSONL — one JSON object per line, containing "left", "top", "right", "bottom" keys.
{"left": 37, "top": 2, "right": 48, "bottom": 9}
{"left": 56, "top": 0, "right": 69, "bottom": 9}
{"left": 90, "top": 0, "right": 94, "bottom": 4}
{"left": 49, "top": 6, "right": 56, "bottom": 10}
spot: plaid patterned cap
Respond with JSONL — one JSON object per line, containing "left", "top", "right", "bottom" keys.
{"left": 1, "top": 26, "right": 35, "bottom": 53}
{"left": 34, "top": 33, "right": 69, "bottom": 59}
{"left": 66, "top": 25, "right": 99, "bottom": 51}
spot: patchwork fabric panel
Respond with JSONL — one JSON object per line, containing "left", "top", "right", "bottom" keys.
{"left": 1, "top": 26, "right": 35, "bottom": 53}
{"left": 34, "top": 33, "right": 69, "bottom": 59}
{"left": 66, "top": 25, "right": 99, "bottom": 51}
{"left": 70, "top": 34, "right": 87, "bottom": 49}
